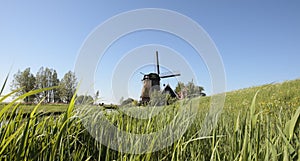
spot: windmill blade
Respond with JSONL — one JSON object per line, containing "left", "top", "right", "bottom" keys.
{"left": 159, "top": 71, "right": 181, "bottom": 78}
{"left": 160, "top": 73, "right": 181, "bottom": 78}
{"left": 156, "top": 51, "right": 160, "bottom": 75}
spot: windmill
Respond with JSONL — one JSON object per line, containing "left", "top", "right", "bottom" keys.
{"left": 140, "top": 51, "right": 180, "bottom": 103}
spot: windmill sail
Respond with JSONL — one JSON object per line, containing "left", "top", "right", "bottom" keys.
{"left": 160, "top": 73, "right": 181, "bottom": 78}
{"left": 159, "top": 71, "right": 181, "bottom": 78}
{"left": 156, "top": 51, "right": 160, "bottom": 75}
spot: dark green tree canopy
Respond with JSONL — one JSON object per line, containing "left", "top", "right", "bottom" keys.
{"left": 11, "top": 67, "right": 36, "bottom": 103}
{"left": 59, "top": 71, "right": 77, "bottom": 103}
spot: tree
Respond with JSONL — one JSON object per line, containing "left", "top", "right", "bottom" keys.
{"left": 59, "top": 71, "right": 77, "bottom": 103}
{"left": 186, "top": 80, "right": 205, "bottom": 97}
{"left": 11, "top": 68, "right": 36, "bottom": 103}
{"left": 51, "top": 70, "right": 60, "bottom": 102}
{"left": 35, "top": 67, "right": 59, "bottom": 103}
{"left": 175, "top": 81, "right": 185, "bottom": 94}
{"left": 175, "top": 80, "right": 205, "bottom": 98}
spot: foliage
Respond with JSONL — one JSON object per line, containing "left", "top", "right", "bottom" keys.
{"left": 175, "top": 81, "right": 184, "bottom": 94}
{"left": 11, "top": 68, "right": 36, "bottom": 103}
{"left": 10, "top": 67, "right": 78, "bottom": 104}
{"left": 35, "top": 67, "right": 60, "bottom": 103}
{"left": 186, "top": 80, "right": 204, "bottom": 97}
{"left": 58, "top": 71, "right": 77, "bottom": 103}
{"left": 1, "top": 79, "right": 300, "bottom": 160}
{"left": 175, "top": 80, "right": 205, "bottom": 98}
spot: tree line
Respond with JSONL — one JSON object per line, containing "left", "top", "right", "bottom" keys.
{"left": 175, "top": 80, "right": 206, "bottom": 98}
{"left": 11, "top": 67, "right": 77, "bottom": 103}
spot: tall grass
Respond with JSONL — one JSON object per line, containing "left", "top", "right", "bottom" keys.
{"left": 0, "top": 79, "right": 299, "bottom": 160}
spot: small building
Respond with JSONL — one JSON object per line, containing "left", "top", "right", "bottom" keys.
{"left": 162, "top": 84, "right": 178, "bottom": 98}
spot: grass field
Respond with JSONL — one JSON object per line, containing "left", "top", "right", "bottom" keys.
{"left": 0, "top": 103, "right": 68, "bottom": 114}
{"left": 0, "top": 79, "right": 299, "bottom": 160}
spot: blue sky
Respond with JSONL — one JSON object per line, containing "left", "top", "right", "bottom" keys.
{"left": 0, "top": 1, "right": 299, "bottom": 103}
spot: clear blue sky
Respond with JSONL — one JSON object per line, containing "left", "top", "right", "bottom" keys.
{"left": 0, "top": 1, "right": 299, "bottom": 103}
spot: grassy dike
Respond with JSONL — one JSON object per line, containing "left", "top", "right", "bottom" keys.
{"left": 0, "top": 79, "right": 299, "bottom": 160}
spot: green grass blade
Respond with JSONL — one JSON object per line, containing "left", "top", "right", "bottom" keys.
{"left": 17, "top": 97, "right": 46, "bottom": 160}
{"left": 284, "top": 106, "right": 300, "bottom": 141}
{"left": 210, "top": 139, "right": 220, "bottom": 161}
{"left": 0, "top": 123, "right": 25, "bottom": 155}
{"left": 0, "top": 73, "right": 9, "bottom": 96}
{"left": 234, "top": 111, "right": 240, "bottom": 133}
{"left": 276, "top": 124, "right": 295, "bottom": 154}
{"left": 250, "top": 91, "right": 259, "bottom": 129}
{"left": 63, "top": 88, "right": 77, "bottom": 122}
{"left": 17, "top": 116, "right": 31, "bottom": 160}
{"left": 0, "top": 88, "right": 22, "bottom": 103}
{"left": 30, "top": 97, "right": 46, "bottom": 118}
{"left": 51, "top": 118, "right": 70, "bottom": 160}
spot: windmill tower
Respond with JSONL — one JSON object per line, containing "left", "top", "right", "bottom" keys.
{"left": 140, "top": 51, "right": 180, "bottom": 103}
